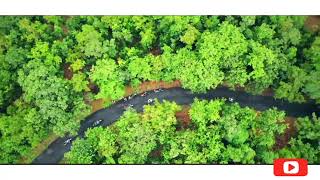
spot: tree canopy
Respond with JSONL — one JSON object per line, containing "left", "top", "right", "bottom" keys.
{"left": 0, "top": 16, "right": 319, "bottom": 164}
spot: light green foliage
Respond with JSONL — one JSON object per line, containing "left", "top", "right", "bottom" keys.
{"left": 219, "top": 104, "right": 256, "bottom": 145}
{"left": 252, "top": 108, "right": 287, "bottom": 149}
{"left": 139, "top": 25, "right": 156, "bottom": 49}
{"left": 76, "top": 25, "right": 104, "bottom": 57}
{"left": 275, "top": 114, "right": 320, "bottom": 164}
{"left": 175, "top": 48, "right": 224, "bottom": 92}
{"left": 64, "top": 139, "right": 95, "bottom": 164}
{"left": 115, "top": 110, "right": 157, "bottom": 164}
{"left": 132, "top": 17, "right": 157, "bottom": 49}
{"left": 198, "top": 22, "right": 248, "bottom": 67}
{"left": 90, "top": 58, "right": 125, "bottom": 100}
{"left": 158, "top": 16, "right": 202, "bottom": 48}
{"left": 304, "top": 71, "right": 320, "bottom": 103}
{"left": 303, "top": 37, "right": 320, "bottom": 103}
{"left": 260, "top": 151, "right": 280, "bottom": 164}
{"left": 255, "top": 23, "right": 275, "bottom": 44}
{"left": 96, "top": 128, "right": 118, "bottom": 164}
{"left": 51, "top": 40, "right": 69, "bottom": 59}
{"left": 70, "top": 73, "right": 89, "bottom": 92}
{"left": 279, "top": 138, "right": 320, "bottom": 164}
{"left": 223, "top": 145, "right": 256, "bottom": 164}
{"left": 275, "top": 66, "right": 307, "bottom": 103}
{"left": 180, "top": 25, "right": 200, "bottom": 46}
{"left": 65, "top": 100, "right": 181, "bottom": 164}
{"left": 142, "top": 100, "right": 181, "bottom": 142}
{"left": 102, "top": 39, "right": 117, "bottom": 58}
{"left": 44, "top": 16, "right": 63, "bottom": 25}
{"left": 70, "top": 59, "right": 85, "bottom": 72}
{"left": 269, "top": 16, "right": 306, "bottom": 46}
{"left": 201, "top": 16, "right": 220, "bottom": 31}
{"left": 198, "top": 22, "right": 248, "bottom": 86}
{"left": 67, "top": 99, "right": 314, "bottom": 165}
{"left": 101, "top": 16, "right": 134, "bottom": 43}
{"left": 18, "top": 18, "right": 50, "bottom": 43}
{"left": 240, "top": 16, "right": 256, "bottom": 27}
{"left": 17, "top": 60, "right": 58, "bottom": 103}
{"left": 1, "top": 16, "right": 320, "bottom": 164}
{"left": 304, "top": 37, "right": 320, "bottom": 69}
{"left": 295, "top": 114, "right": 320, "bottom": 141}
{"left": 128, "top": 54, "right": 166, "bottom": 82}
{"left": 247, "top": 41, "right": 279, "bottom": 93}
{"left": 189, "top": 99, "right": 224, "bottom": 131}
{"left": 44, "top": 16, "right": 64, "bottom": 38}
{"left": 65, "top": 127, "right": 118, "bottom": 164}
{"left": 17, "top": 42, "right": 89, "bottom": 136}
{"left": 164, "top": 127, "right": 224, "bottom": 164}
{"left": 29, "top": 41, "right": 62, "bottom": 67}
{"left": 19, "top": 68, "right": 86, "bottom": 136}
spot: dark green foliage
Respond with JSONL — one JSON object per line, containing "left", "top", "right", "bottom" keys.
{"left": 0, "top": 101, "right": 48, "bottom": 163}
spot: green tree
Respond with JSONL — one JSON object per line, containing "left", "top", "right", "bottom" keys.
{"left": 197, "top": 22, "right": 248, "bottom": 87}
{"left": 65, "top": 139, "right": 95, "bottom": 164}
{"left": 0, "top": 101, "right": 48, "bottom": 163}
{"left": 180, "top": 25, "right": 200, "bottom": 46}
{"left": 70, "top": 73, "right": 89, "bottom": 92}
{"left": 89, "top": 58, "right": 125, "bottom": 101}
{"left": 246, "top": 41, "right": 280, "bottom": 94}
{"left": 222, "top": 144, "right": 256, "bottom": 164}
{"left": 75, "top": 25, "right": 104, "bottom": 58}
{"left": 174, "top": 48, "right": 224, "bottom": 92}
{"left": 275, "top": 66, "right": 307, "bottom": 103}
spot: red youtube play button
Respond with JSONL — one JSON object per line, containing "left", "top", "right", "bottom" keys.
{"left": 274, "top": 158, "right": 308, "bottom": 176}
{"left": 288, "top": 164, "right": 295, "bottom": 171}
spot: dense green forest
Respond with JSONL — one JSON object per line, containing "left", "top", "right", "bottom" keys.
{"left": 0, "top": 16, "right": 320, "bottom": 163}
{"left": 65, "top": 99, "right": 320, "bottom": 164}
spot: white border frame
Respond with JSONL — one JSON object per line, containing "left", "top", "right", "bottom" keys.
{"left": 0, "top": 0, "right": 319, "bottom": 15}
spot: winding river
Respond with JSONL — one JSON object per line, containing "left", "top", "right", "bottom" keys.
{"left": 32, "top": 87, "right": 320, "bottom": 164}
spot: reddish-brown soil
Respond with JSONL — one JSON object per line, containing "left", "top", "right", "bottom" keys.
{"left": 148, "top": 146, "right": 163, "bottom": 159}
{"left": 261, "top": 88, "right": 275, "bottom": 97}
{"left": 62, "top": 25, "right": 69, "bottom": 35}
{"left": 63, "top": 63, "right": 73, "bottom": 80}
{"left": 91, "top": 98, "right": 104, "bottom": 113}
{"left": 123, "top": 80, "right": 182, "bottom": 97}
{"left": 305, "top": 16, "right": 320, "bottom": 32}
{"left": 150, "top": 46, "right": 162, "bottom": 56}
{"left": 88, "top": 80, "right": 99, "bottom": 94}
{"left": 234, "top": 85, "right": 246, "bottom": 92}
{"left": 175, "top": 106, "right": 191, "bottom": 130}
{"left": 274, "top": 117, "right": 297, "bottom": 150}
